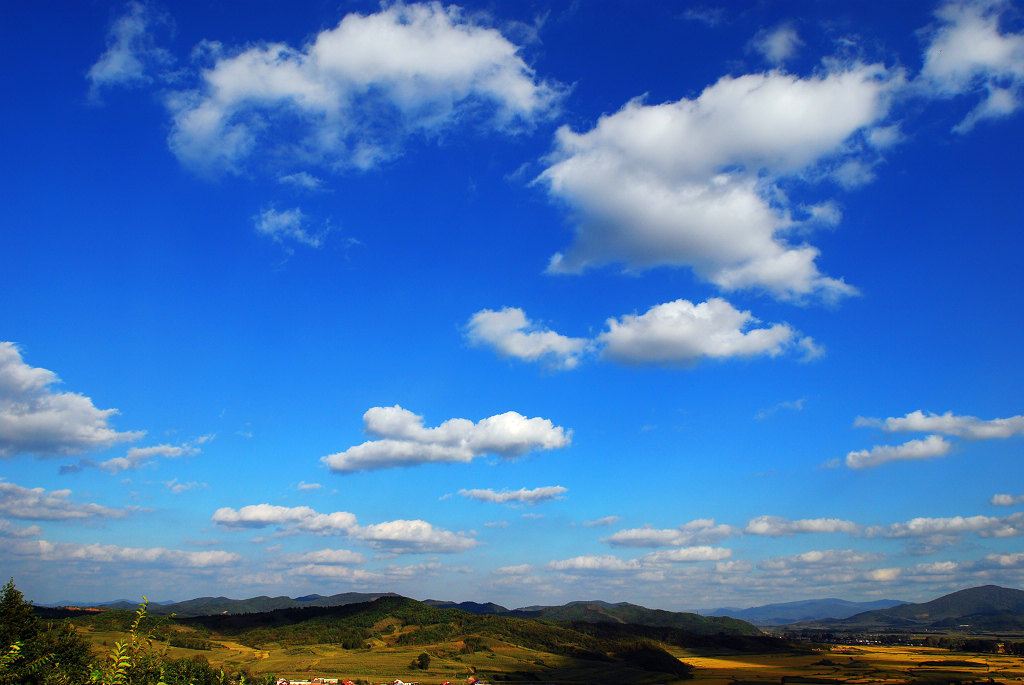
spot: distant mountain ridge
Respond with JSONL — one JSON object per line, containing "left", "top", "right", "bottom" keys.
{"left": 49, "top": 592, "right": 753, "bottom": 634}
{"left": 45, "top": 585, "right": 1023, "bottom": 634}
{"left": 504, "top": 600, "right": 761, "bottom": 634}
{"left": 819, "top": 585, "right": 1024, "bottom": 631}
{"left": 708, "top": 597, "right": 906, "bottom": 626}
{"left": 87, "top": 592, "right": 400, "bottom": 616}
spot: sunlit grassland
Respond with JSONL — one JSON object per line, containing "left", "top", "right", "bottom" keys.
{"left": 669, "top": 643, "right": 1024, "bottom": 684}
{"left": 76, "top": 625, "right": 691, "bottom": 684}
{"left": 72, "top": 615, "right": 1024, "bottom": 685}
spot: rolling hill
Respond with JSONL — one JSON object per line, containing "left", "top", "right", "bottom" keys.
{"left": 801, "top": 585, "right": 1024, "bottom": 632}
{"left": 94, "top": 592, "right": 399, "bottom": 616}
{"left": 707, "top": 598, "right": 906, "bottom": 626}
{"left": 505, "top": 600, "right": 762, "bottom": 634}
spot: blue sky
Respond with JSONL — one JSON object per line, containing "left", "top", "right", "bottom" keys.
{"left": 1, "top": 0, "right": 1023, "bottom": 611}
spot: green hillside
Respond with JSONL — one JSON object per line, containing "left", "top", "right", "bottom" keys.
{"left": 506, "top": 601, "right": 761, "bottom": 635}
{"left": 98, "top": 592, "right": 399, "bottom": 616}
{"left": 804, "top": 585, "right": 1024, "bottom": 632}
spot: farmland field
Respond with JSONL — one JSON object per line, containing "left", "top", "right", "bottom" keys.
{"left": 673, "top": 644, "right": 1024, "bottom": 685}
{"left": 76, "top": 620, "right": 1024, "bottom": 685}
{"left": 78, "top": 625, "right": 690, "bottom": 683}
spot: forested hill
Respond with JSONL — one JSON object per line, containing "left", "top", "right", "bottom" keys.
{"left": 54, "top": 592, "right": 759, "bottom": 634}
{"left": 707, "top": 598, "right": 906, "bottom": 626}
{"left": 94, "top": 592, "right": 400, "bottom": 616}
{"left": 804, "top": 585, "right": 1024, "bottom": 631}
{"left": 504, "top": 600, "right": 761, "bottom": 634}
{"left": 167, "top": 595, "right": 761, "bottom": 637}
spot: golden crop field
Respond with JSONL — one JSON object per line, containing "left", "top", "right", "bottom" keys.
{"left": 78, "top": 623, "right": 1024, "bottom": 685}
{"left": 79, "top": 627, "right": 688, "bottom": 684}
{"left": 671, "top": 643, "right": 1024, "bottom": 685}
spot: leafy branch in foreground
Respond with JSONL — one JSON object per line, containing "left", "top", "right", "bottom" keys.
{"left": 89, "top": 598, "right": 161, "bottom": 685}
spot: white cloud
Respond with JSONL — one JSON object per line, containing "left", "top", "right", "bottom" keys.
{"left": 167, "top": 3, "right": 560, "bottom": 174}
{"left": 984, "top": 551, "right": 1024, "bottom": 568}
{"left": 254, "top": 207, "right": 326, "bottom": 248}
{"left": 0, "top": 479, "right": 128, "bottom": 520}
{"left": 582, "top": 516, "right": 620, "bottom": 527}
{"left": 0, "top": 520, "right": 42, "bottom": 538}
{"left": 599, "top": 298, "right": 817, "bottom": 365}
{"left": 845, "top": 434, "right": 952, "bottom": 469}
{"left": 279, "top": 548, "right": 365, "bottom": 565}
{"left": 604, "top": 518, "right": 738, "bottom": 548}
{"left": 278, "top": 172, "right": 325, "bottom": 190}
{"left": 540, "top": 62, "right": 901, "bottom": 300}
{"left": 642, "top": 546, "right": 733, "bottom": 563}
{"left": 353, "top": 519, "right": 479, "bottom": 553}
{"left": 469, "top": 299, "right": 818, "bottom": 369}
{"left": 919, "top": 0, "right": 1024, "bottom": 132}
{"left": 11, "top": 539, "right": 240, "bottom": 567}
{"left": 548, "top": 554, "right": 642, "bottom": 573}
{"left": 991, "top": 493, "right": 1024, "bottom": 506}
{"left": 321, "top": 405, "right": 570, "bottom": 473}
{"left": 0, "top": 342, "right": 143, "bottom": 457}
{"left": 97, "top": 436, "right": 210, "bottom": 474}
{"left": 755, "top": 398, "right": 806, "bottom": 420}
{"left": 494, "top": 563, "right": 534, "bottom": 576}
{"left": 163, "top": 478, "right": 206, "bottom": 494}
{"left": 868, "top": 567, "right": 902, "bottom": 582}
{"left": 866, "top": 512, "right": 1024, "bottom": 539}
{"left": 750, "top": 24, "right": 804, "bottom": 65}
{"left": 87, "top": 1, "right": 174, "bottom": 98}
{"left": 855, "top": 410, "right": 1024, "bottom": 439}
{"left": 458, "top": 486, "right": 567, "bottom": 505}
{"left": 466, "top": 307, "right": 588, "bottom": 369}
{"left": 745, "top": 515, "right": 860, "bottom": 536}
{"left": 212, "top": 504, "right": 358, "bottom": 534}
{"left": 297, "top": 481, "right": 322, "bottom": 491}
{"left": 548, "top": 546, "right": 731, "bottom": 579}
{"left": 212, "top": 503, "right": 478, "bottom": 553}
{"left": 757, "top": 549, "right": 884, "bottom": 571}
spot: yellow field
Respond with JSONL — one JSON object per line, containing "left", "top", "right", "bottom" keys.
{"left": 672, "top": 643, "right": 1024, "bottom": 685}
{"left": 78, "top": 623, "right": 1024, "bottom": 685}
{"left": 80, "top": 627, "right": 688, "bottom": 684}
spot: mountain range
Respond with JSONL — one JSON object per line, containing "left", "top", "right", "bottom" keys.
{"left": 708, "top": 598, "right": 906, "bottom": 626}
{"left": 42, "top": 584, "right": 1024, "bottom": 634}
{"left": 797, "top": 585, "right": 1024, "bottom": 632}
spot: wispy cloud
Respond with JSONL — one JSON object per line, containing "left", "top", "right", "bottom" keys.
{"left": 604, "top": 519, "right": 738, "bottom": 548}
{"left": 749, "top": 24, "right": 804, "bottom": 65}
{"left": 582, "top": 516, "right": 620, "bottom": 528}
{"left": 254, "top": 207, "right": 327, "bottom": 249}
{"left": 991, "top": 493, "right": 1024, "bottom": 506}
{"left": 0, "top": 479, "right": 129, "bottom": 521}
{"left": 855, "top": 410, "right": 1024, "bottom": 439}
{"left": 745, "top": 515, "right": 860, "bottom": 537}
{"left": 918, "top": 0, "right": 1024, "bottom": 132}
{"left": 10, "top": 538, "right": 240, "bottom": 567}
{"left": 87, "top": 1, "right": 174, "bottom": 99}
{"left": 458, "top": 486, "right": 566, "bottom": 505}
{"left": 212, "top": 503, "right": 479, "bottom": 554}
{"left": 845, "top": 435, "right": 952, "bottom": 469}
